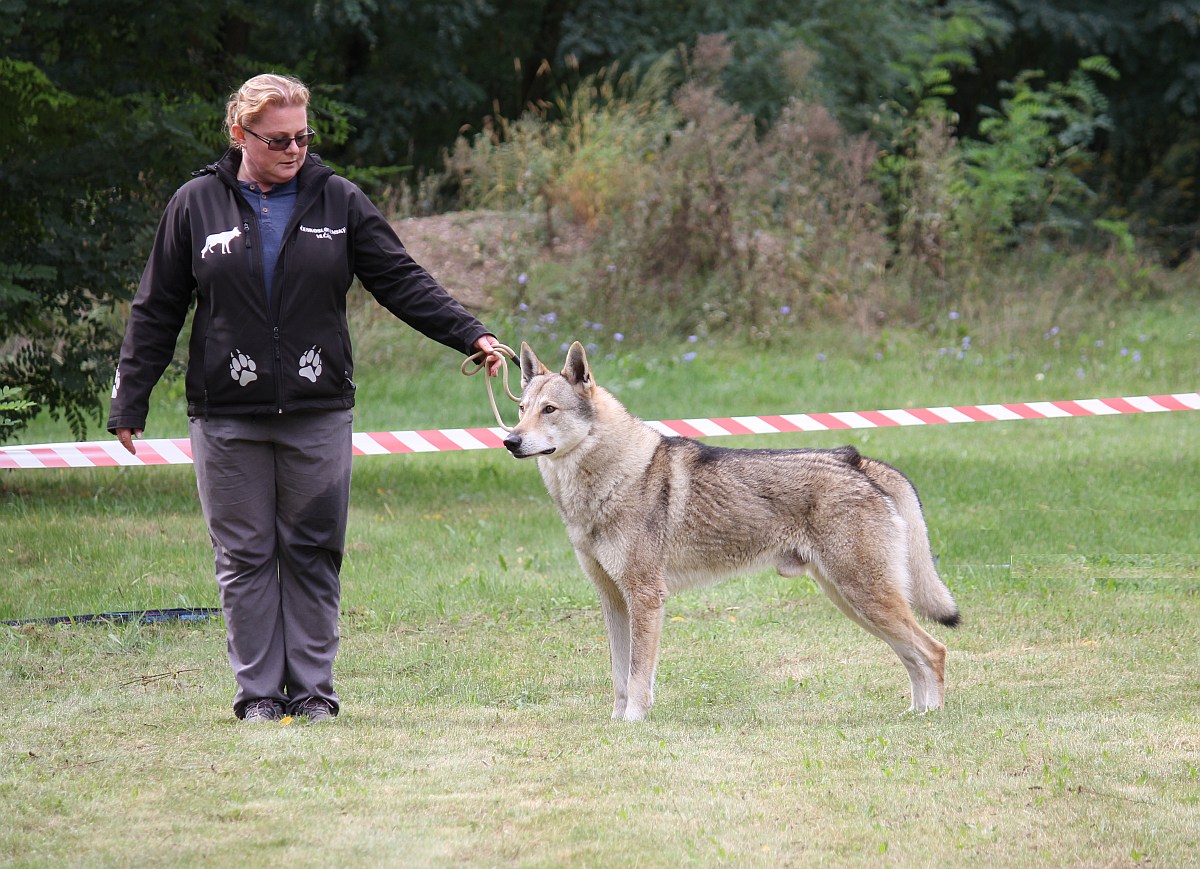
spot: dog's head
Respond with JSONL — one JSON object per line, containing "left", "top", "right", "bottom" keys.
{"left": 502, "top": 342, "right": 596, "bottom": 460}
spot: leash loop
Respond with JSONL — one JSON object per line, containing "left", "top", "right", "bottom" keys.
{"left": 460, "top": 343, "right": 521, "bottom": 431}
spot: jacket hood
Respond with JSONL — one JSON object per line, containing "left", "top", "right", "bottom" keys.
{"left": 202, "top": 148, "right": 335, "bottom": 190}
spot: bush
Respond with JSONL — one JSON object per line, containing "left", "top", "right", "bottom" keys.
{"left": 445, "top": 36, "right": 897, "bottom": 340}
{"left": 440, "top": 36, "right": 1169, "bottom": 346}
{"left": 958, "top": 56, "right": 1120, "bottom": 249}
{"left": 444, "top": 56, "right": 677, "bottom": 227}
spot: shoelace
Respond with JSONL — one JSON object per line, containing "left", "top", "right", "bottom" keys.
{"left": 245, "top": 699, "right": 280, "bottom": 718}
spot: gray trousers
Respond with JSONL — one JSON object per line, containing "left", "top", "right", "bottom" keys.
{"left": 190, "top": 410, "right": 352, "bottom": 718}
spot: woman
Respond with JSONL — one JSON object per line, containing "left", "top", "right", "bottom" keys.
{"left": 108, "top": 73, "right": 503, "bottom": 724}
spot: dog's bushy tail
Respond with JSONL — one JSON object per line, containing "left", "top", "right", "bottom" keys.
{"left": 856, "top": 455, "right": 961, "bottom": 627}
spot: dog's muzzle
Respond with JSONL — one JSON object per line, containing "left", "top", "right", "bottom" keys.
{"left": 502, "top": 432, "right": 554, "bottom": 458}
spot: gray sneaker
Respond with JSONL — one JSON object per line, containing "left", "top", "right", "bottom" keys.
{"left": 293, "top": 698, "right": 335, "bottom": 723}
{"left": 243, "top": 699, "right": 284, "bottom": 723}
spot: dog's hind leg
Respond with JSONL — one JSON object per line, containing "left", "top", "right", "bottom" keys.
{"left": 579, "top": 554, "right": 632, "bottom": 719}
{"left": 856, "top": 456, "right": 960, "bottom": 628}
{"left": 810, "top": 561, "right": 947, "bottom": 712}
{"left": 879, "top": 620, "right": 946, "bottom": 712}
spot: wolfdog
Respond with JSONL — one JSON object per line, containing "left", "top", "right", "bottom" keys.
{"left": 502, "top": 342, "right": 960, "bottom": 722}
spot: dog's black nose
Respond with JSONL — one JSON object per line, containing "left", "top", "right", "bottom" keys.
{"left": 502, "top": 432, "right": 521, "bottom": 454}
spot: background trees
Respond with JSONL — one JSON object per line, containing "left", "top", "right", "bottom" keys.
{"left": 950, "top": 0, "right": 1200, "bottom": 263}
{"left": 1, "top": 0, "right": 241, "bottom": 438}
{"left": 2, "top": 0, "right": 1196, "bottom": 441}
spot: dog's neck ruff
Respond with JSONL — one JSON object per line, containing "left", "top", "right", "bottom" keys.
{"left": 537, "top": 413, "right": 660, "bottom": 523}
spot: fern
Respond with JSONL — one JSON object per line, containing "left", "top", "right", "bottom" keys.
{"left": 0, "top": 387, "right": 38, "bottom": 445}
{"left": 956, "top": 56, "right": 1119, "bottom": 247}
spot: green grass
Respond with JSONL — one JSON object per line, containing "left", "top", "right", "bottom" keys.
{"left": 2, "top": 297, "right": 1198, "bottom": 866}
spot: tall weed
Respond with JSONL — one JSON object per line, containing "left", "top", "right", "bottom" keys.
{"left": 444, "top": 57, "right": 677, "bottom": 234}
{"left": 439, "top": 37, "right": 1161, "bottom": 342}
{"left": 444, "top": 36, "right": 898, "bottom": 339}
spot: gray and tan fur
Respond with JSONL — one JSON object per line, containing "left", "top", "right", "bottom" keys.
{"left": 503, "top": 342, "right": 960, "bottom": 721}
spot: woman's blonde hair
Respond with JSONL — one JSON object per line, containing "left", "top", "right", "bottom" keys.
{"left": 224, "top": 74, "right": 311, "bottom": 149}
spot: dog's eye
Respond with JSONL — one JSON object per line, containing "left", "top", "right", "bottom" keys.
{"left": 517, "top": 404, "right": 525, "bottom": 417}
{"left": 543, "top": 405, "right": 556, "bottom": 415}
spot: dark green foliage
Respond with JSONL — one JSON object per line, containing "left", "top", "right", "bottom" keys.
{"left": 2, "top": 0, "right": 1197, "bottom": 442}
{"left": 262, "top": 1, "right": 500, "bottom": 169}
{"left": 0, "top": 386, "right": 35, "bottom": 434}
{"left": 955, "top": 0, "right": 1200, "bottom": 261}
{"left": 0, "top": 0, "right": 245, "bottom": 442}
{"left": 957, "top": 56, "right": 1120, "bottom": 246}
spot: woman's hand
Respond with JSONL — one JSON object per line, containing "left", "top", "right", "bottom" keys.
{"left": 473, "top": 335, "right": 505, "bottom": 377}
{"left": 115, "top": 427, "right": 143, "bottom": 455}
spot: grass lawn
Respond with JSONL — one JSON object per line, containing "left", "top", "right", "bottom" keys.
{"left": 2, "top": 298, "right": 1197, "bottom": 866}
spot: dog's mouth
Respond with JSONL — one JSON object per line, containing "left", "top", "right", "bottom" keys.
{"left": 504, "top": 442, "right": 556, "bottom": 458}
{"left": 512, "top": 447, "right": 555, "bottom": 458}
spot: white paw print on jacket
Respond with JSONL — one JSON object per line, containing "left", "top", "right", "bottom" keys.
{"left": 298, "top": 346, "right": 323, "bottom": 383}
{"left": 230, "top": 350, "right": 258, "bottom": 386}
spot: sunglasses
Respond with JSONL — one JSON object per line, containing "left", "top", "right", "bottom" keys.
{"left": 243, "top": 127, "right": 317, "bottom": 151}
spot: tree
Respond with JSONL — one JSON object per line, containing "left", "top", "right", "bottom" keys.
{"left": 257, "top": 1, "right": 542, "bottom": 171}
{"left": 952, "top": 0, "right": 1200, "bottom": 261}
{"left": 0, "top": 1, "right": 246, "bottom": 442}
{"left": 3, "top": 0, "right": 1196, "bottom": 446}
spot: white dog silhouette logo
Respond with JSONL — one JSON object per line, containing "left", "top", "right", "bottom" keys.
{"left": 201, "top": 226, "right": 242, "bottom": 259}
{"left": 111, "top": 367, "right": 121, "bottom": 399}
{"left": 229, "top": 350, "right": 258, "bottom": 386}
{"left": 298, "top": 346, "right": 323, "bottom": 383}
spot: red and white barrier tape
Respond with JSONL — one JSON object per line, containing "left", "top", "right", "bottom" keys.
{"left": 2, "top": 392, "right": 1197, "bottom": 470}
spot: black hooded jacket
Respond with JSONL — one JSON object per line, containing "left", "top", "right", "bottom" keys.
{"left": 108, "top": 149, "right": 490, "bottom": 433}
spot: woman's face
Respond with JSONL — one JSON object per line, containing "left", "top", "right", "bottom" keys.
{"left": 233, "top": 103, "right": 310, "bottom": 188}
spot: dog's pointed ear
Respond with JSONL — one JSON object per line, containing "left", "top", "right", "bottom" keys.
{"left": 519, "top": 341, "right": 550, "bottom": 388}
{"left": 561, "top": 341, "right": 593, "bottom": 394}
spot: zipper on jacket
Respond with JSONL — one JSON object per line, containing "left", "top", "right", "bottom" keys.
{"left": 242, "top": 219, "right": 262, "bottom": 301}
{"left": 273, "top": 325, "right": 283, "bottom": 413}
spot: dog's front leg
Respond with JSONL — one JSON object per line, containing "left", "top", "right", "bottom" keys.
{"left": 579, "top": 555, "right": 631, "bottom": 719}
{"left": 623, "top": 579, "right": 667, "bottom": 722}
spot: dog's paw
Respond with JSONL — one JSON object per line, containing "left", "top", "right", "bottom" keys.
{"left": 619, "top": 705, "right": 649, "bottom": 723}
{"left": 903, "top": 703, "right": 942, "bottom": 716}
{"left": 230, "top": 350, "right": 258, "bottom": 386}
